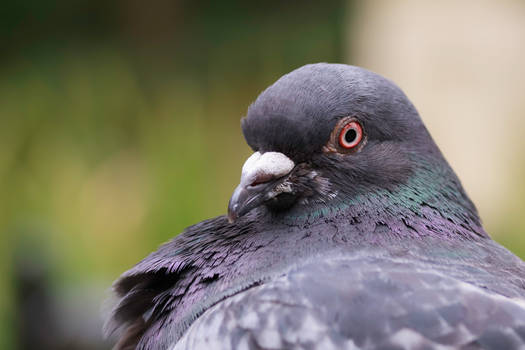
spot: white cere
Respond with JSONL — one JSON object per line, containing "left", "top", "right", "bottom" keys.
{"left": 240, "top": 152, "right": 295, "bottom": 187}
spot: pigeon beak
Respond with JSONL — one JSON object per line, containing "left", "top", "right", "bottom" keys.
{"left": 228, "top": 152, "right": 295, "bottom": 223}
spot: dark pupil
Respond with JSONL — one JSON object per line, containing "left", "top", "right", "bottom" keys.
{"left": 344, "top": 128, "right": 357, "bottom": 144}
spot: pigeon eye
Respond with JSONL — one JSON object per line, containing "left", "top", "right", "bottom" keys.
{"left": 339, "top": 121, "right": 363, "bottom": 149}
{"left": 323, "top": 117, "right": 365, "bottom": 154}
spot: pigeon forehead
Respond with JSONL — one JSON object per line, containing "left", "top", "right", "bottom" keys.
{"left": 242, "top": 63, "right": 421, "bottom": 160}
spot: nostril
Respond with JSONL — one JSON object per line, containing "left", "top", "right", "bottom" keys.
{"left": 249, "top": 173, "right": 274, "bottom": 187}
{"left": 249, "top": 179, "right": 268, "bottom": 187}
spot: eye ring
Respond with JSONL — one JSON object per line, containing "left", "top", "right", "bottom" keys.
{"left": 338, "top": 121, "right": 363, "bottom": 149}
{"left": 323, "top": 116, "right": 366, "bottom": 154}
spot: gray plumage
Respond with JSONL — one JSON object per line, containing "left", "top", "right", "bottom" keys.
{"left": 106, "top": 63, "right": 525, "bottom": 350}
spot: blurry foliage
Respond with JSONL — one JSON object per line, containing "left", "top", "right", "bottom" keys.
{"left": 495, "top": 165, "right": 525, "bottom": 259}
{"left": 1, "top": 1, "right": 345, "bottom": 348}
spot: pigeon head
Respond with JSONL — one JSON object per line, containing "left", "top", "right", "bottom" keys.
{"left": 228, "top": 63, "right": 478, "bottom": 226}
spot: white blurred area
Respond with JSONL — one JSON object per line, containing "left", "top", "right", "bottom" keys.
{"left": 348, "top": 0, "right": 525, "bottom": 236}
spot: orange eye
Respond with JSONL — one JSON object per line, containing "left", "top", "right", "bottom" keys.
{"left": 338, "top": 121, "right": 363, "bottom": 149}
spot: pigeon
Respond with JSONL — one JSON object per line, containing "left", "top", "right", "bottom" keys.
{"left": 106, "top": 63, "right": 525, "bottom": 350}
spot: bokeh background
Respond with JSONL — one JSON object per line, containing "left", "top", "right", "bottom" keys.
{"left": 1, "top": 1, "right": 524, "bottom": 349}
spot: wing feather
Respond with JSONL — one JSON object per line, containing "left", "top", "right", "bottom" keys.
{"left": 174, "top": 257, "right": 525, "bottom": 350}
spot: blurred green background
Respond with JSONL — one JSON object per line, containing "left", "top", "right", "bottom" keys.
{"left": 1, "top": 1, "right": 524, "bottom": 349}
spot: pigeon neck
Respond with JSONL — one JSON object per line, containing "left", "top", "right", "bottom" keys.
{"left": 271, "top": 157, "right": 486, "bottom": 240}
